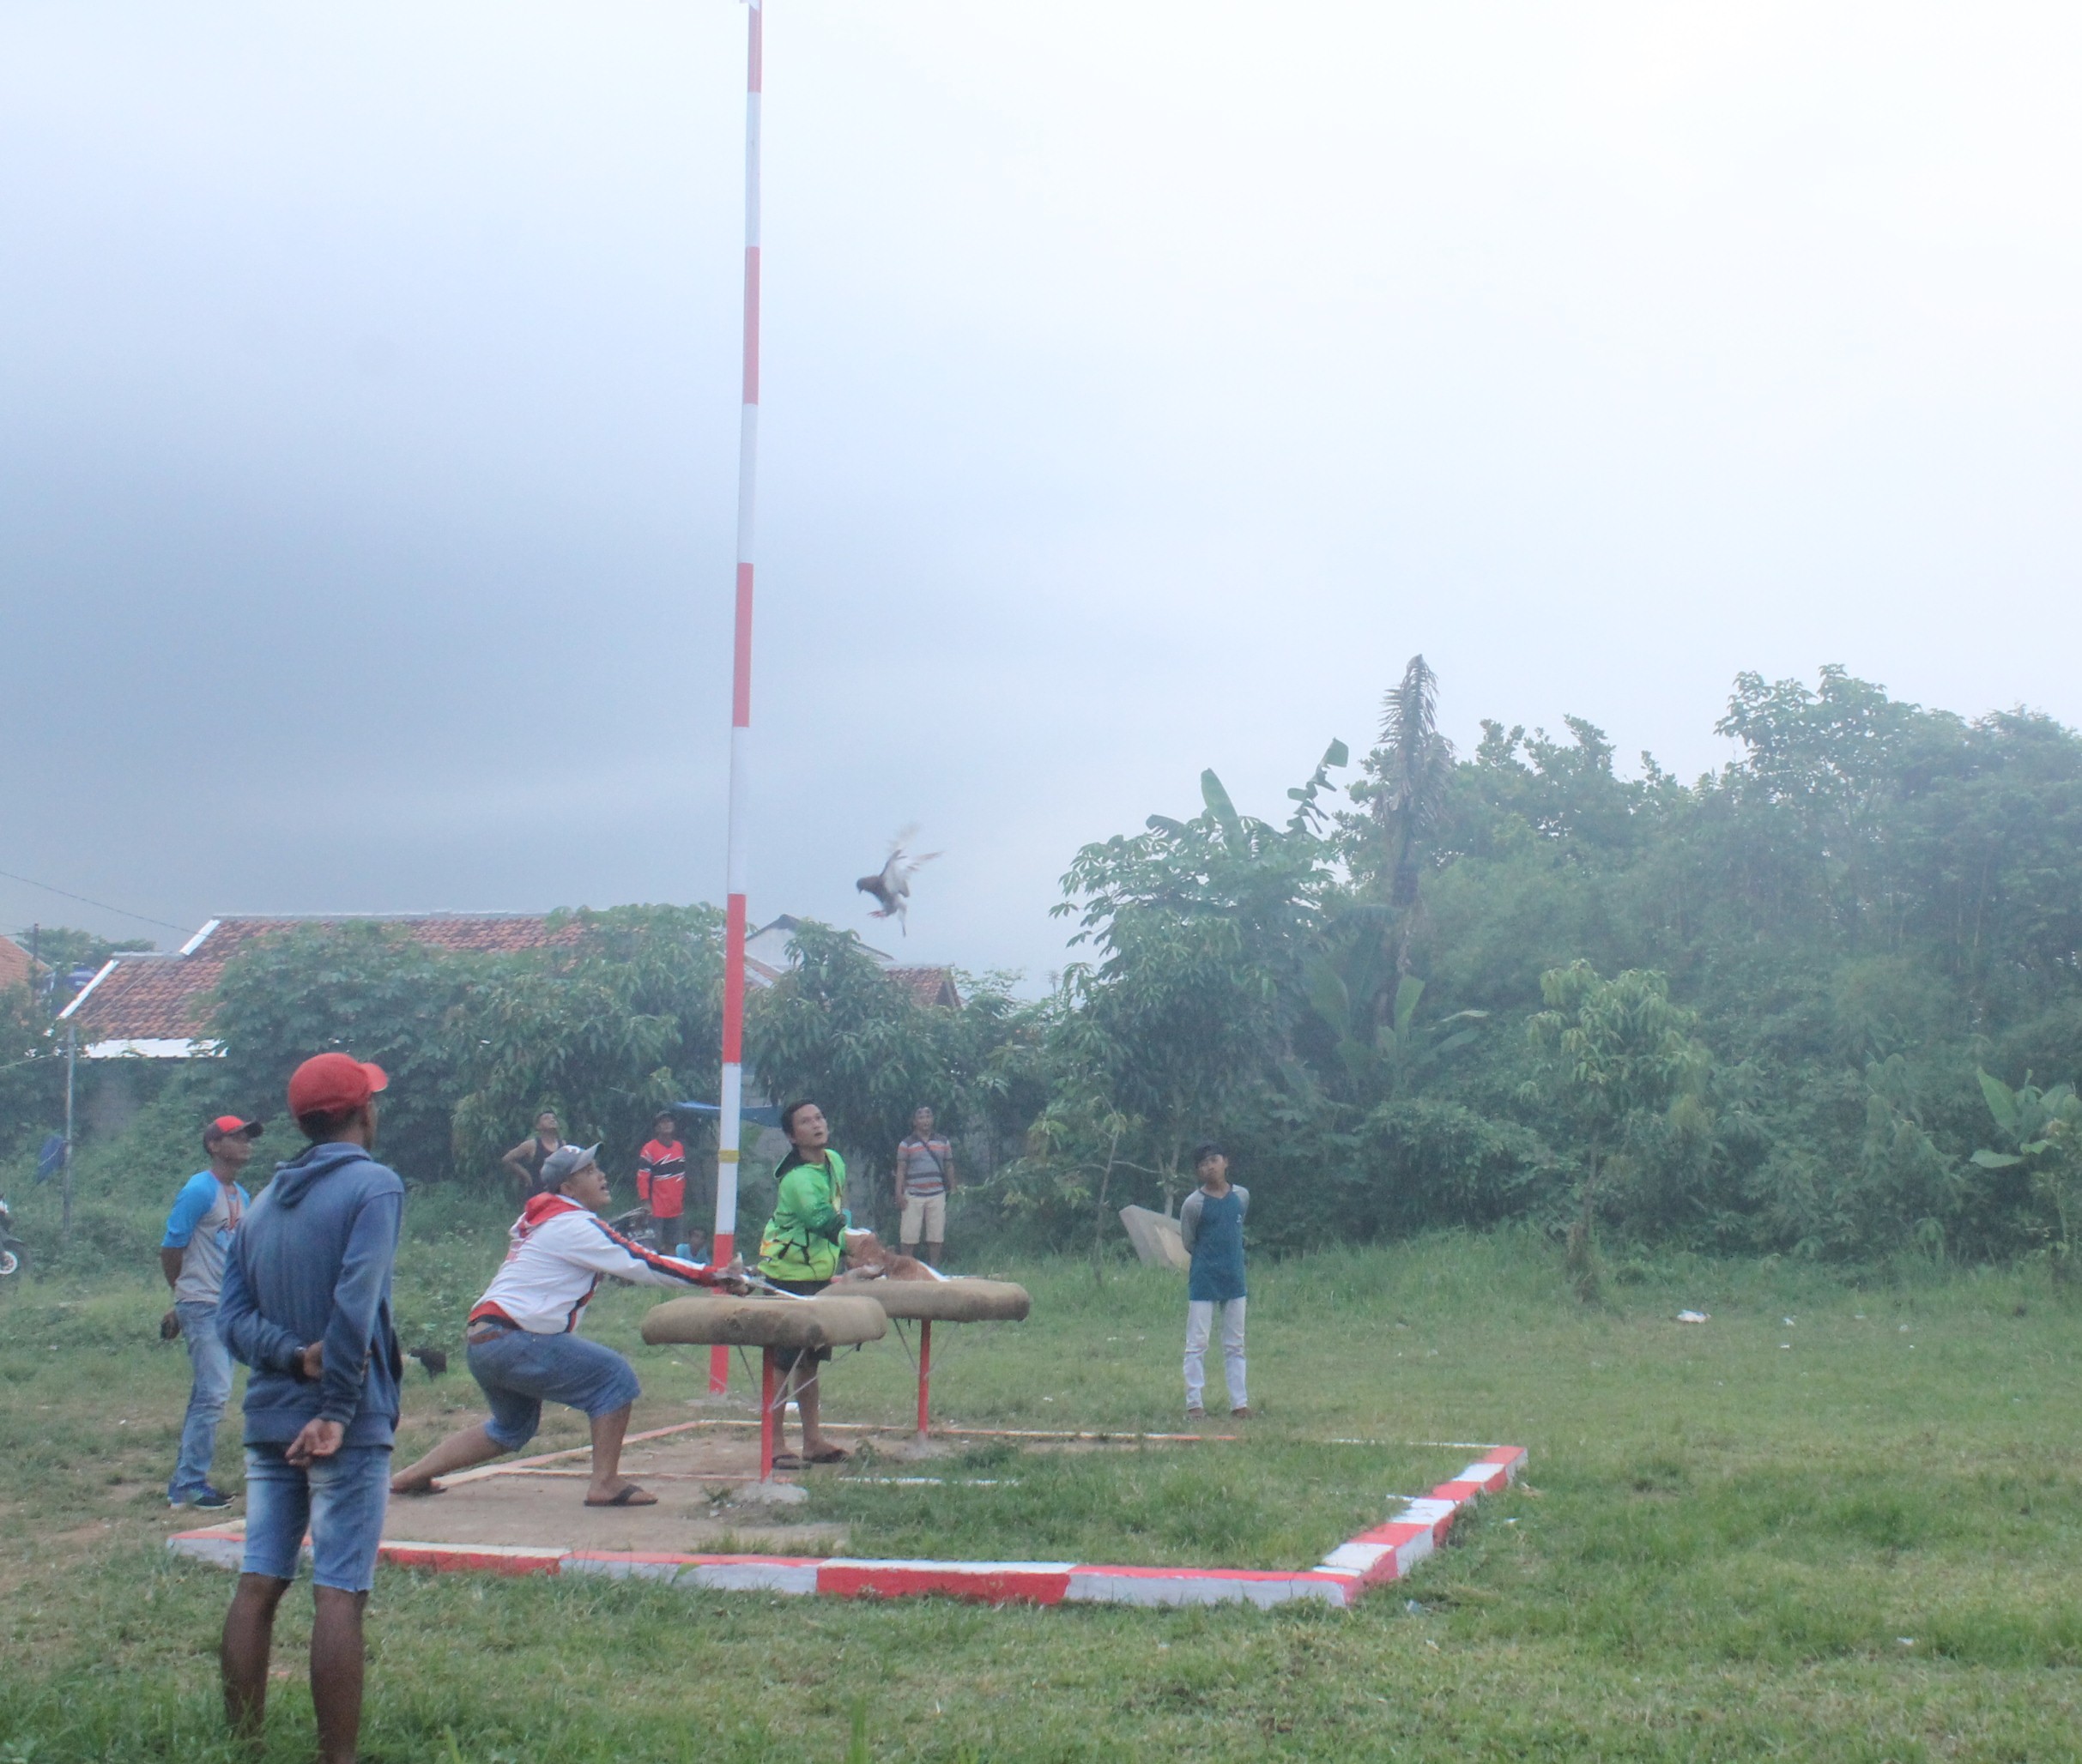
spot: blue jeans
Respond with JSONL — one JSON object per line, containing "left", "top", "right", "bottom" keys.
{"left": 169, "top": 1300, "right": 233, "bottom": 1498}
{"left": 242, "top": 1442, "right": 393, "bottom": 1593}
{"left": 468, "top": 1328, "right": 641, "bottom": 1452}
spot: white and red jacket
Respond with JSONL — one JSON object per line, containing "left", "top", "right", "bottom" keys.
{"left": 469, "top": 1193, "right": 720, "bottom": 1336}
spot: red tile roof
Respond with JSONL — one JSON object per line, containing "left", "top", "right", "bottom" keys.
{"left": 0, "top": 936, "right": 35, "bottom": 995}
{"left": 65, "top": 915, "right": 583, "bottom": 1047}
{"left": 888, "top": 966, "right": 962, "bottom": 1009}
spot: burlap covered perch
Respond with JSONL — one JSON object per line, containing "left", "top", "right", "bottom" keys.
{"left": 836, "top": 1279, "right": 1032, "bottom": 1323}
{"left": 639, "top": 1294, "right": 888, "bottom": 1350}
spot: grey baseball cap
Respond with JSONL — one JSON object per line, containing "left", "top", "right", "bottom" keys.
{"left": 538, "top": 1143, "right": 601, "bottom": 1192}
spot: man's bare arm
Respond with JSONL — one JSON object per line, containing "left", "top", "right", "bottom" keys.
{"left": 160, "top": 1247, "right": 185, "bottom": 1290}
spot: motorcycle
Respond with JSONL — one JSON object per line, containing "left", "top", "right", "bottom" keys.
{"left": 0, "top": 1197, "right": 24, "bottom": 1278}
{"left": 606, "top": 1205, "right": 664, "bottom": 1252}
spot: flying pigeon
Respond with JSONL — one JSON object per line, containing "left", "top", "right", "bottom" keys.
{"left": 856, "top": 838, "right": 940, "bottom": 935}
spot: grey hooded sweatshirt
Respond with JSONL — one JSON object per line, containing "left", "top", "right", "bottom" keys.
{"left": 218, "top": 1140, "right": 405, "bottom": 1451}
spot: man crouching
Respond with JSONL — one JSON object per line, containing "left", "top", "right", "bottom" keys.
{"left": 391, "top": 1144, "right": 741, "bottom": 1508}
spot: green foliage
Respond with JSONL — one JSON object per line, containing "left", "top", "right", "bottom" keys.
{"left": 449, "top": 904, "right": 724, "bottom": 1185}
{"left": 1973, "top": 1068, "right": 2082, "bottom": 1276}
{"left": 746, "top": 920, "right": 1039, "bottom": 1236}
{"left": 208, "top": 907, "right": 726, "bottom": 1193}
{"left": 1054, "top": 760, "right": 1339, "bottom": 1204}
{"left": 211, "top": 921, "right": 471, "bottom": 1184}
{"left": 1051, "top": 660, "right": 2082, "bottom": 1265}
{"left": 0, "top": 983, "right": 62, "bottom": 1159}
{"left": 1526, "top": 963, "right": 1710, "bottom": 1142}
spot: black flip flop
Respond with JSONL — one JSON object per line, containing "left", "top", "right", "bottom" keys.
{"left": 770, "top": 1452, "right": 804, "bottom": 1471}
{"left": 806, "top": 1445, "right": 851, "bottom": 1465}
{"left": 584, "top": 1484, "right": 657, "bottom": 1507}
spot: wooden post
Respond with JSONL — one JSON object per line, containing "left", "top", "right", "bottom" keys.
{"left": 915, "top": 1318, "right": 933, "bottom": 1439}
{"left": 759, "top": 1346, "right": 778, "bottom": 1481}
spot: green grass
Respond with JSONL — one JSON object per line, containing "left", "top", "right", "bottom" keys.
{"left": 810, "top": 1435, "right": 1441, "bottom": 1569}
{"left": 5, "top": 1224, "right": 2082, "bottom": 1759}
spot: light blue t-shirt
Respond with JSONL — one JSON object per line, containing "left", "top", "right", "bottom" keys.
{"left": 162, "top": 1171, "right": 250, "bottom": 1306}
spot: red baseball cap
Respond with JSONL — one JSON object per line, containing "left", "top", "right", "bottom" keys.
{"left": 287, "top": 1052, "right": 390, "bottom": 1119}
{"left": 205, "top": 1115, "right": 264, "bottom": 1142}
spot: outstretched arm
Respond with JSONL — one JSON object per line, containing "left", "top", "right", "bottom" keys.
{"left": 565, "top": 1217, "right": 725, "bottom": 1289}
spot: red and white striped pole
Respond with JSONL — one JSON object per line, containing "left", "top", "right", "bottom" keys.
{"left": 710, "top": 0, "right": 763, "bottom": 1394}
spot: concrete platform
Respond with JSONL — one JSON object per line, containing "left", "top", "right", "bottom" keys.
{"left": 167, "top": 1437, "right": 1530, "bottom": 1610}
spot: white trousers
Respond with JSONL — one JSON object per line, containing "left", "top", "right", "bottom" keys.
{"left": 1183, "top": 1297, "right": 1247, "bottom": 1411}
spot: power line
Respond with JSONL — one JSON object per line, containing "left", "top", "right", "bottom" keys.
{"left": 0, "top": 866, "right": 189, "bottom": 934}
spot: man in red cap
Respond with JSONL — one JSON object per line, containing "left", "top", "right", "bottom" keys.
{"left": 160, "top": 1112, "right": 263, "bottom": 1508}
{"left": 216, "top": 1052, "right": 402, "bottom": 1764}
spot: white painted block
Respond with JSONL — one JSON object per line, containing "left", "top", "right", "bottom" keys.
{"left": 686, "top": 1560, "right": 821, "bottom": 1595}
{"left": 167, "top": 1533, "right": 245, "bottom": 1571}
{"left": 562, "top": 1556, "right": 687, "bottom": 1584}
{"left": 1318, "top": 1543, "right": 1391, "bottom": 1574}
{"left": 1066, "top": 1572, "right": 1347, "bottom": 1609}
{"left": 820, "top": 1558, "right": 1075, "bottom": 1575}
{"left": 1394, "top": 1498, "right": 1462, "bottom": 1529}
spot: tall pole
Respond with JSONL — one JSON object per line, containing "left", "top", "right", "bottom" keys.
{"left": 710, "top": 0, "right": 763, "bottom": 1394}
{"left": 62, "top": 1023, "right": 76, "bottom": 1241}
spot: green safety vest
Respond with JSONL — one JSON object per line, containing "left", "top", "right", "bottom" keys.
{"left": 757, "top": 1151, "right": 848, "bottom": 1281}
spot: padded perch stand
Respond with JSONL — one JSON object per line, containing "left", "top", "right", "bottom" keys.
{"left": 837, "top": 1278, "right": 1032, "bottom": 1439}
{"left": 643, "top": 1295, "right": 888, "bottom": 1481}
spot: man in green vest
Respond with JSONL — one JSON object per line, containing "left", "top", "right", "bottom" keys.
{"left": 756, "top": 1100, "right": 852, "bottom": 1467}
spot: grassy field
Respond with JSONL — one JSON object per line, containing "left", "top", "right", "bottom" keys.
{"left": 3, "top": 1214, "right": 2082, "bottom": 1761}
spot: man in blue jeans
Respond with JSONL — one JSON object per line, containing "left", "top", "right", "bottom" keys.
{"left": 217, "top": 1052, "right": 403, "bottom": 1764}
{"left": 160, "top": 1114, "right": 263, "bottom": 1507}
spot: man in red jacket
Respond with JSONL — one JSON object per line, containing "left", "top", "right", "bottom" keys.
{"left": 637, "top": 1111, "right": 688, "bottom": 1251}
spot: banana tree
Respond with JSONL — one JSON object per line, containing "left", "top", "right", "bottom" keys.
{"left": 1972, "top": 1070, "right": 2082, "bottom": 1277}
{"left": 1298, "top": 950, "right": 1486, "bottom": 1106}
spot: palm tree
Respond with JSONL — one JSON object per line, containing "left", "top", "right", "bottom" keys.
{"left": 1366, "top": 654, "right": 1453, "bottom": 981}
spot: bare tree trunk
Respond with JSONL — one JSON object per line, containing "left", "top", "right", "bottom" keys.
{"left": 1091, "top": 1129, "right": 1121, "bottom": 1290}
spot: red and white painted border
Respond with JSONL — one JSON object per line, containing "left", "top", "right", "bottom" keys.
{"left": 167, "top": 1445, "right": 1525, "bottom": 1610}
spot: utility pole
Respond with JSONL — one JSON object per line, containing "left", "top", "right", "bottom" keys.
{"left": 709, "top": 0, "right": 764, "bottom": 1394}
{"left": 62, "top": 1022, "right": 76, "bottom": 1240}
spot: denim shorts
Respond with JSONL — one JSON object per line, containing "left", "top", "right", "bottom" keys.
{"left": 242, "top": 1441, "right": 392, "bottom": 1593}
{"left": 468, "top": 1328, "right": 641, "bottom": 1452}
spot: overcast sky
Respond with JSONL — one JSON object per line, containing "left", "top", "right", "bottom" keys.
{"left": 4, "top": 1, "right": 2078, "bottom": 982}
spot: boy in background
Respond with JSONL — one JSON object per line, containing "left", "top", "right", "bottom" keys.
{"left": 636, "top": 1111, "right": 687, "bottom": 1252}
{"left": 1177, "top": 1142, "right": 1250, "bottom": 1421}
